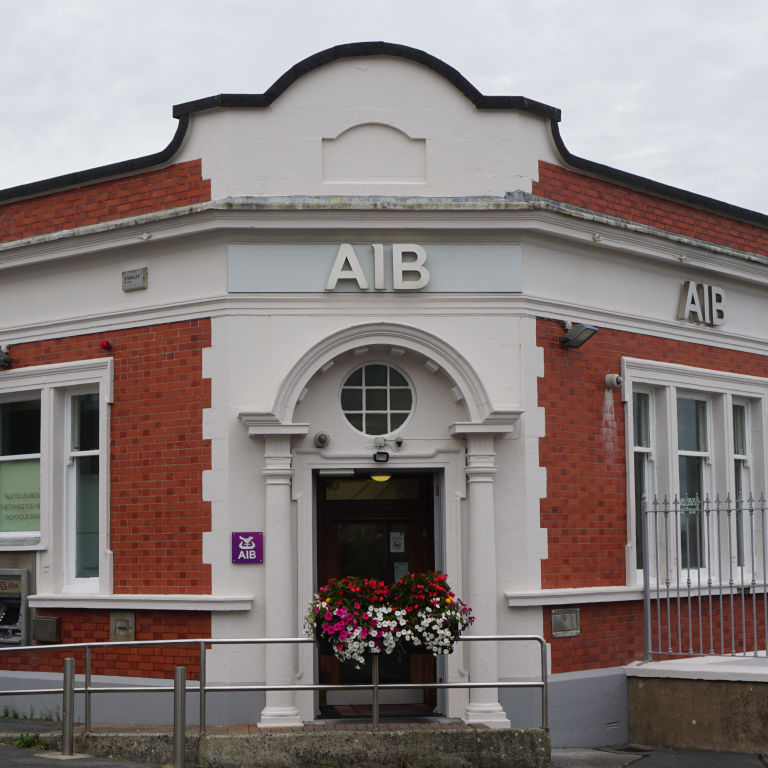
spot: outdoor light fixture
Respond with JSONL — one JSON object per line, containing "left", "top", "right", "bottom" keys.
{"left": 370, "top": 474, "right": 391, "bottom": 483}
{"left": 373, "top": 451, "right": 390, "bottom": 463}
{"left": 560, "top": 322, "right": 598, "bottom": 349}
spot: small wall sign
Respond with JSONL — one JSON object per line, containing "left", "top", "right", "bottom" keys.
{"left": 232, "top": 532, "right": 263, "bottom": 564}
{"left": 122, "top": 267, "right": 148, "bottom": 292}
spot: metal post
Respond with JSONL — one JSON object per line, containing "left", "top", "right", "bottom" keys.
{"left": 371, "top": 653, "right": 379, "bottom": 732}
{"left": 641, "top": 496, "right": 652, "bottom": 661}
{"left": 539, "top": 638, "right": 548, "bottom": 729}
{"left": 85, "top": 646, "right": 92, "bottom": 733}
{"left": 199, "top": 641, "right": 206, "bottom": 735}
{"left": 173, "top": 666, "right": 186, "bottom": 768}
{"left": 62, "top": 657, "right": 75, "bottom": 757}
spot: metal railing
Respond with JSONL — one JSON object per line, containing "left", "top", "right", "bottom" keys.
{"left": 0, "top": 633, "right": 547, "bottom": 766}
{"left": 643, "top": 493, "right": 768, "bottom": 659}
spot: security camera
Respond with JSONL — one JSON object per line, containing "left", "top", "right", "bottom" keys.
{"left": 393, "top": 436, "right": 404, "bottom": 449}
{"left": 314, "top": 432, "right": 330, "bottom": 448}
{"left": 604, "top": 374, "right": 622, "bottom": 390}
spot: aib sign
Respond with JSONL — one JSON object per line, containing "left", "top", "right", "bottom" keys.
{"left": 232, "top": 532, "right": 263, "bottom": 564}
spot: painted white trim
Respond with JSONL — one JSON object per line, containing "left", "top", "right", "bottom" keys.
{"left": 0, "top": 358, "right": 113, "bottom": 399}
{"left": 621, "top": 357, "right": 768, "bottom": 400}
{"left": 1, "top": 200, "right": 765, "bottom": 283}
{"left": 505, "top": 586, "right": 644, "bottom": 607}
{"left": 28, "top": 593, "right": 253, "bottom": 611}
{"left": 268, "top": 321, "right": 497, "bottom": 423}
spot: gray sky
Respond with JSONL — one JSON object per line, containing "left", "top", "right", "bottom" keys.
{"left": 1, "top": 0, "right": 766, "bottom": 213}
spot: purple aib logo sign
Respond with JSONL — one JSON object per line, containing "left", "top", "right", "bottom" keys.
{"left": 232, "top": 532, "right": 263, "bottom": 564}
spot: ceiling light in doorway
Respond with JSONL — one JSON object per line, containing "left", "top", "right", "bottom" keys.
{"left": 370, "top": 474, "right": 391, "bottom": 483}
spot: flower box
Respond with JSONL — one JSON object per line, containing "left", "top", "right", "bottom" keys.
{"left": 305, "top": 571, "right": 473, "bottom": 668}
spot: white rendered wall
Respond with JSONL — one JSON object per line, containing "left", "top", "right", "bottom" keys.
{"left": 175, "top": 56, "right": 560, "bottom": 200}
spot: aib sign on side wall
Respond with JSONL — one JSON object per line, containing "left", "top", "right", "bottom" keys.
{"left": 678, "top": 281, "right": 726, "bottom": 327}
{"left": 232, "top": 532, "right": 263, "bottom": 564}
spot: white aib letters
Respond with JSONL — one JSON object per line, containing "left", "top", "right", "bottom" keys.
{"left": 678, "top": 281, "right": 726, "bottom": 326}
{"left": 326, "top": 244, "right": 430, "bottom": 291}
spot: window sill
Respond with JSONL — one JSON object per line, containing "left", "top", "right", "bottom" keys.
{"left": 505, "top": 586, "right": 644, "bottom": 607}
{"left": 28, "top": 594, "right": 253, "bottom": 611}
{"left": 0, "top": 541, "right": 44, "bottom": 551}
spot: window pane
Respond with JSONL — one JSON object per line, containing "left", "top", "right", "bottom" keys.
{"left": 390, "top": 389, "right": 412, "bottom": 411}
{"left": 75, "top": 456, "right": 99, "bottom": 578}
{"left": 389, "top": 370, "right": 407, "bottom": 387}
{"left": 0, "top": 459, "right": 40, "bottom": 532}
{"left": 365, "top": 413, "right": 388, "bottom": 435}
{"left": 390, "top": 412, "right": 408, "bottom": 431}
{"left": 633, "top": 392, "right": 650, "bottom": 448}
{"left": 346, "top": 413, "right": 363, "bottom": 431}
{"left": 634, "top": 453, "right": 647, "bottom": 569}
{"left": 679, "top": 455, "right": 704, "bottom": 499}
{"left": 346, "top": 368, "right": 362, "bottom": 386}
{"left": 365, "top": 389, "right": 387, "bottom": 410}
{"left": 340, "top": 389, "right": 362, "bottom": 411}
{"left": 733, "top": 404, "right": 747, "bottom": 456}
{"left": 0, "top": 401, "right": 40, "bottom": 456}
{"left": 72, "top": 394, "right": 99, "bottom": 451}
{"left": 365, "top": 365, "right": 387, "bottom": 386}
{"left": 677, "top": 398, "right": 707, "bottom": 452}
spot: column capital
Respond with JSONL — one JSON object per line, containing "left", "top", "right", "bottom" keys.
{"left": 238, "top": 410, "right": 309, "bottom": 439}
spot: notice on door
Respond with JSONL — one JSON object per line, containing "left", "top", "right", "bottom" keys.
{"left": 390, "top": 531, "right": 405, "bottom": 554}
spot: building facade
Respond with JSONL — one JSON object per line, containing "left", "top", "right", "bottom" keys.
{"left": 1, "top": 42, "right": 767, "bottom": 745}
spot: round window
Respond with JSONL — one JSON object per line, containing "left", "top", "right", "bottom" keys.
{"left": 340, "top": 364, "right": 413, "bottom": 436}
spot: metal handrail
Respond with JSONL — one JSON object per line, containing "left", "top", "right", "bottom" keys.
{"left": 0, "top": 633, "right": 547, "bottom": 765}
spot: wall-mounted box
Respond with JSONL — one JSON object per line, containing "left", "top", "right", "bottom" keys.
{"left": 109, "top": 611, "right": 135, "bottom": 642}
{"left": 31, "top": 615, "right": 59, "bottom": 644}
{"left": 551, "top": 607, "right": 580, "bottom": 638}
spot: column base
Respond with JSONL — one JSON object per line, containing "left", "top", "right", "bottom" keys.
{"left": 258, "top": 706, "right": 304, "bottom": 728}
{"left": 464, "top": 702, "right": 511, "bottom": 730}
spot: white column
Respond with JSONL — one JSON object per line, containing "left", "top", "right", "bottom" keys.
{"left": 463, "top": 433, "right": 510, "bottom": 729}
{"left": 258, "top": 434, "right": 303, "bottom": 728}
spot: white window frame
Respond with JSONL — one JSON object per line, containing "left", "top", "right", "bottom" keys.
{"left": 631, "top": 388, "right": 656, "bottom": 572}
{"left": 0, "top": 359, "right": 112, "bottom": 595}
{"left": 622, "top": 357, "right": 767, "bottom": 586}
{"left": 64, "top": 387, "right": 101, "bottom": 593}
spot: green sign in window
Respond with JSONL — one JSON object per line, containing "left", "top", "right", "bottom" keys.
{"left": 0, "top": 460, "right": 40, "bottom": 532}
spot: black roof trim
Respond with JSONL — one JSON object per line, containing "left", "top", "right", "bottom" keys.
{"left": 172, "top": 41, "right": 562, "bottom": 120}
{"left": 0, "top": 115, "right": 190, "bottom": 204}
{"left": 550, "top": 121, "right": 768, "bottom": 228}
{"left": 2, "top": 40, "right": 767, "bottom": 232}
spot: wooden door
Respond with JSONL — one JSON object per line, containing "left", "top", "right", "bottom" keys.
{"left": 316, "top": 472, "right": 437, "bottom": 712}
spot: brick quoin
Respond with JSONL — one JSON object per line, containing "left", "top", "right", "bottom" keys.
{"left": 0, "top": 160, "right": 210, "bottom": 244}
{"left": 12, "top": 319, "right": 212, "bottom": 595}
{"left": 537, "top": 318, "right": 768, "bottom": 672}
{"left": 533, "top": 161, "right": 768, "bottom": 258}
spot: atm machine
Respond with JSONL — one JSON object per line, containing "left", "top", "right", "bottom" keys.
{"left": 0, "top": 570, "right": 27, "bottom": 646}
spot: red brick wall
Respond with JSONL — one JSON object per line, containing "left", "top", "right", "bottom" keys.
{"left": 538, "top": 318, "right": 768, "bottom": 672}
{"left": 533, "top": 161, "right": 768, "bottom": 258}
{"left": 2, "top": 610, "right": 209, "bottom": 680}
{"left": 12, "top": 319, "right": 212, "bottom": 594}
{"left": 0, "top": 160, "right": 210, "bottom": 244}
